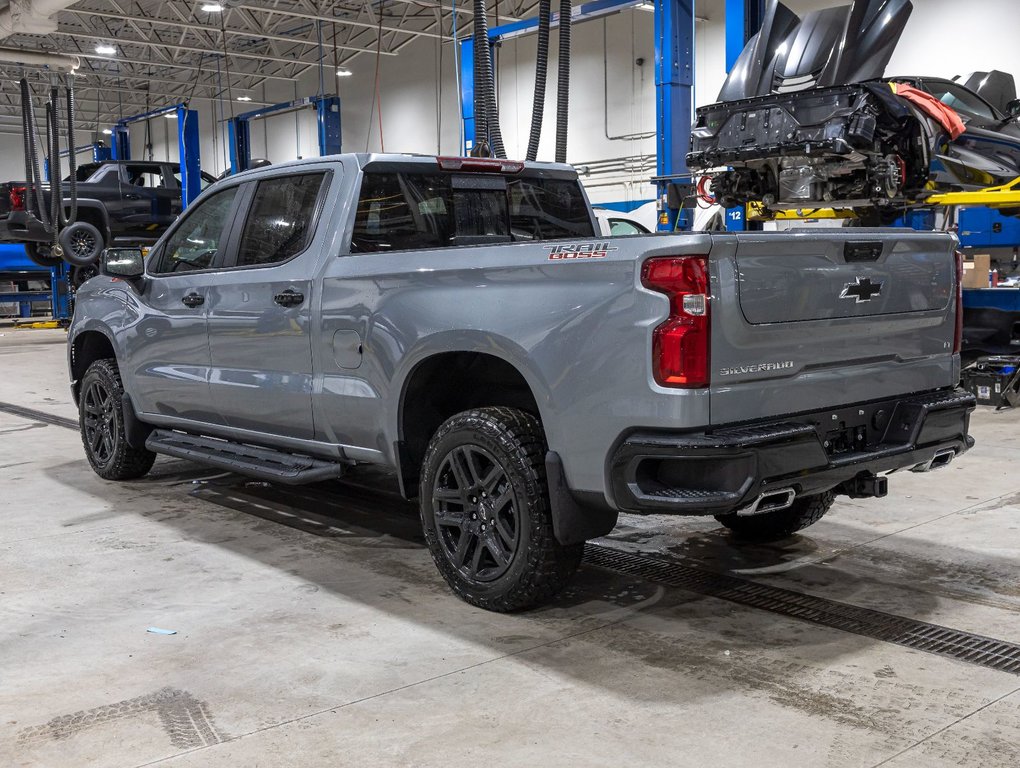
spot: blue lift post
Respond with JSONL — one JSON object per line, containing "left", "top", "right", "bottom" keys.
{"left": 653, "top": 0, "right": 694, "bottom": 230}
{"left": 227, "top": 95, "right": 341, "bottom": 175}
{"left": 719, "top": 0, "right": 764, "bottom": 231}
{"left": 109, "top": 103, "right": 202, "bottom": 208}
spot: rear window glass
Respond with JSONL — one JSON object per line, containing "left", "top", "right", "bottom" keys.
{"left": 350, "top": 171, "right": 594, "bottom": 253}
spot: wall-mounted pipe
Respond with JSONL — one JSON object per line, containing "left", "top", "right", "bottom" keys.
{"left": 0, "top": 46, "right": 79, "bottom": 72}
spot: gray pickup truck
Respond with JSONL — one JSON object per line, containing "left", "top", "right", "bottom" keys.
{"left": 68, "top": 153, "right": 975, "bottom": 611}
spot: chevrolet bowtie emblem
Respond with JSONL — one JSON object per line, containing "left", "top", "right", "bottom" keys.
{"left": 840, "top": 276, "right": 883, "bottom": 303}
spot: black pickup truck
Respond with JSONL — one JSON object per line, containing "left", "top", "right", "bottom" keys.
{"left": 0, "top": 160, "right": 216, "bottom": 274}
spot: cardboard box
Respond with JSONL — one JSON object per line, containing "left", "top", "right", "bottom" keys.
{"left": 962, "top": 253, "right": 992, "bottom": 289}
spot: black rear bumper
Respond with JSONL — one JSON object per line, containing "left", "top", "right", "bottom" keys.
{"left": 0, "top": 211, "right": 52, "bottom": 244}
{"left": 609, "top": 388, "right": 975, "bottom": 515}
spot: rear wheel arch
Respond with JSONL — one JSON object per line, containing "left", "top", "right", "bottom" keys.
{"left": 71, "top": 203, "right": 110, "bottom": 241}
{"left": 396, "top": 351, "right": 544, "bottom": 499}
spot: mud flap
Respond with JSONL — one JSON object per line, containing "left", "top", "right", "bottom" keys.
{"left": 546, "top": 450, "right": 618, "bottom": 546}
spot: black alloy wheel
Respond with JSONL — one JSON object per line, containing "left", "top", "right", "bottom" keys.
{"left": 78, "top": 359, "right": 155, "bottom": 480}
{"left": 432, "top": 444, "right": 521, "bottom": 582}
{"left": 419, "top": 407, "right": 583, "bottom": 611}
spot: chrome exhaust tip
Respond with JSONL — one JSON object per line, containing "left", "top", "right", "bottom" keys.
{"left": 736, "top": 487, "right": 797, "bottom": 517}
{"left": 911, "top": 448, "right": 956, "bottom": 473}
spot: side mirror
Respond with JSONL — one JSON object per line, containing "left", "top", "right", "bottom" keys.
{"left": 101, "top": 247, "right": 145, "bottom": 280}
{"left": 1006, "top": 99, "right": 1020, "bottom": 118}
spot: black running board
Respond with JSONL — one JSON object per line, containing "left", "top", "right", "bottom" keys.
{"left": 145, "top": 429, "right": 344, "bottom": 485}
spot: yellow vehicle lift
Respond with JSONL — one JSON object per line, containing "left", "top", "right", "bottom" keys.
{"left": 745, "top": 176, "right": 1020, "bottom": 222}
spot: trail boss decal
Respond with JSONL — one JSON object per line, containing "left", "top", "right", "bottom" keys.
{"left": 546, "top": 242, "right": 618, "bottom": 260}
{"left": 719, "top": 361, "right": 795, "bottom": 377}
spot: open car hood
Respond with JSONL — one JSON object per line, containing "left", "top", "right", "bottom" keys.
{"left": 719, "top": 0, "right": 913, "bottom": 101}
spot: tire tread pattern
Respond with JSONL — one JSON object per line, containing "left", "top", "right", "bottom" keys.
{"left": 80, "top": 358, "right": 156, "bottom": 481}
{"left": 420, "top": 407, "right": 583, "bottom": 612}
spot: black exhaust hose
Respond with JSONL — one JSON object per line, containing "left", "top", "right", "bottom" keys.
{"left": 525, "top": 0, "right": 551, "bottom": 161}
{"left": 22, "top": 78, "right": 51, "bottom": 233}
{"left": 471, "top": 0, "right": 488, "bottom": 151}
{"left": 20, "top": 80, "right": 35, "bottom": 217}
{"left": 48, "top": 86, "right": 63, "bottom": 236}
{"left": 65, "top": 78, "right": 77, "bottom": 226}
{"left": 471, "top": 0, "right": 506, "bottom": 158}
{"left": 554, "top": 0, "right": 571, "bottom": 163}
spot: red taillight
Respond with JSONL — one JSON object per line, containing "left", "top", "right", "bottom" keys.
{"left": 436, "top": 156, "right": 525, "bottom": 174}
{"left": 9, "top": 185, "right": 26, "bottom": 212}
{"left": 954, "top": 250, "right": 964, "bottom": 354}
{"left": 641, "top": 256, "right": 710, "bottom": 388}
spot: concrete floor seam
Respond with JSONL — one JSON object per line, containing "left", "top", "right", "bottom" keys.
{"left": 867, "top": 683, "right": 1020, "bottom": 767}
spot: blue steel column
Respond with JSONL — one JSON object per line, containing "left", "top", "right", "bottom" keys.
{"left": 177, "top": 106, "right": 202, "bottom": 208}
{"left": 460, "top": 37, "right": 476, "bottom": 155}
{"left": 316, "top": 96, "right": 342, "bottom": 156}
{"left": 228, "top": 117, "right": 250, "bottom": 175}
{"left": 111, "top": 124, "right": 130, "bottom": 160}
{"left": 654, "top": 0, "right": 694, "bottom": 231}
{"left": 723, "top": 0, "right": 764, "bottom": 230}
{"left": 725, "top": 0, "right": 765, "bottom": 70}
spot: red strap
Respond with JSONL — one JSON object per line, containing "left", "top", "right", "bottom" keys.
{"left": 890, "top": 82, "right": 966, "bottom": 140}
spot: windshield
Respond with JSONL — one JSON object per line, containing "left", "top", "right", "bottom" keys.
{"left": 923, "top": 80, "right": 1000, "bottom": 121}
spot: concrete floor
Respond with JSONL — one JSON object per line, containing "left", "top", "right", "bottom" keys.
{"left": 2, "top": 324, "right": 1019, "bottom": 768}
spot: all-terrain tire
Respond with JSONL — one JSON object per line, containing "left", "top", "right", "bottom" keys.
{"left": 714, "top": 491, "right": 835, "bottom": 542}
{"left": 79, "top": 358, "right": 156, "bottom": 480}
{"left": 419, "top": 407, "right": 583, "bottom": 611}
{"left": 59, "top": 221, "right": 104, "bottom": 267}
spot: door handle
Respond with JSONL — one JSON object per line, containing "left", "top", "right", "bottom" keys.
{"left": 124, "top": 193, "right": 141, "bottom": 200}
{"left": 181, "top": 292, "right": 204, "bottom": 308}
{"left": 274, "top": 288, "right": 304, "bottom": 307}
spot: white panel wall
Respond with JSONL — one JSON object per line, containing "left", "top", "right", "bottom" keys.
{"left": 0, "top": 0, "right": 1017, "bottom": 202}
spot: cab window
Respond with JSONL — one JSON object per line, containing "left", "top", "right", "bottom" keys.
{"left": 150, "top": 186, "right": 238, "bottom": 274}
{"left": 234, "top": 173, "right": 327, "bottom": 267}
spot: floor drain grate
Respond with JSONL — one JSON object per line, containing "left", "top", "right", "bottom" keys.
{"left": 0, "top": 401, "right": 78, "bottom": 430}
{"left": 585, "top": 543, "right": 1020, "bottom": 675}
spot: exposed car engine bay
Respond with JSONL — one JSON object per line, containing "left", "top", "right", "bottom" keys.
{"left": 686, "top": 0, "right": 1020, "bottom": 214}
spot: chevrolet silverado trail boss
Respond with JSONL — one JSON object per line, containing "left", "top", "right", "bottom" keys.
{"left": 68, "top": 153, "right": 975, "bottom": 611}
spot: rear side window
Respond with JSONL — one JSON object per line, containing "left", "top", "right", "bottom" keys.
{"left": 235, "top": 173, "right": 326, "bottom": 267}
{"left": 125, "top": 165, "right": 169, "bottom": 189}
{"left": 350, "top": 171, "right": 594, "bottom": 253}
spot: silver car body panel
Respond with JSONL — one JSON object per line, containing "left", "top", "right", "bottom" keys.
{"left": 69, "top": 153, "right": 961, "bottom": 509}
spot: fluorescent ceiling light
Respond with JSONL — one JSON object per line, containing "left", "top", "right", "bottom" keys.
{"left": 95, "top": 44, "right": 116, "bottom": 55}
{"left": 164, "top": 113, "right": 177, "bottom": 119}
{"left": 201, "top": 3, "right": 224, "bottom": 11}
{"left": 102, "top": 128, "right": 112, "bottom": 135}
{"left": 236, "top": 95, "right": 252, "bottom": 102}
{"left": 336, "top": 68, "right": 353, "bottom": 77}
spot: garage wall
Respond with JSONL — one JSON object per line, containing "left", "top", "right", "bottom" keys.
{"left": 0, "top": 0, "right": 1017, "bottom": 198}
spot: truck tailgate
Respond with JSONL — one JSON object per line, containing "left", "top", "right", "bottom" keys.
{"left": 709, "top": 229, "right": 959, "bottom": 424}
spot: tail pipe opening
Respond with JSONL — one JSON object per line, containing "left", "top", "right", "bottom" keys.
{"left": 912, "top": 448, "right": 956, "bottom": 473}
{"left": 736, "top": 487, "right": 796, "bottom": 517}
